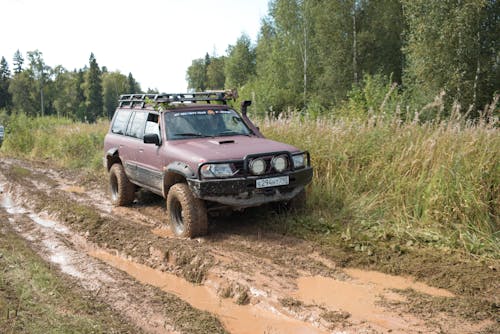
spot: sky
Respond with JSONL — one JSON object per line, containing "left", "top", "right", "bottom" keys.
{"left": 1, "top": 0, "right": 270, "bottom": 92}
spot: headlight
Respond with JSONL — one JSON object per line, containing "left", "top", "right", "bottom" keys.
{"left": 249, "top": 158, "right": 266, "bottom": 175}
{"left": 200, "top": 163, "right": 234, "bottom": 178}
{"left": 292, "top": 153, "right": 305, "bottom": 168}
{"left": 272, "top": 155, "right": 288, "bottom": 172}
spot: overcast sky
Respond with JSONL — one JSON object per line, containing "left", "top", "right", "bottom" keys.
{"left": 1, "top": 0, "right": 270, "bottom": 92}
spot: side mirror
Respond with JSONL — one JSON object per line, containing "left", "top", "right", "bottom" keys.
{"left": 143, "top": 133, "right": 160, "bottom": 146}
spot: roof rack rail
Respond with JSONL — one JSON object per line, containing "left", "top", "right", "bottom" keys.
{"left": 118, "top": 90, "right": 238, "bottom": 108}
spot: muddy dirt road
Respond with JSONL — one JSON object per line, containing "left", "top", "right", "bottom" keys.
{"left": 0, "top": 158, "right": 498, "bottom": 333}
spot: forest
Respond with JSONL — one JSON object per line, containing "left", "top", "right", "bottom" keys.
{"left": 0, "top": 0, "right": 498, "bottom": 122}
{"left": 187, "top": 0, "right": 499, "bottom": 119}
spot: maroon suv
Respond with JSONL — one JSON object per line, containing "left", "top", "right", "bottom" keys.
{"left": 103, "top": 92, "right": 313, "bottom": 237}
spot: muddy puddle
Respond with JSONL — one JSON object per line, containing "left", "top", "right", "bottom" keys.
{"left": 90, "top": 250, "right": 326, "bottom": 334}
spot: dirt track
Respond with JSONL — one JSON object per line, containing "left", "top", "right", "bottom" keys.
{"left": 0, "top": 158, "right": 498, "bottom": 334}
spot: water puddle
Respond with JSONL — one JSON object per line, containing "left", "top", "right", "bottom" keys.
{"left": 345, "top": 268, "right": 454, "bottom": 297}
{"left": 294, "top": 269, "right": 453, "bottom": 332}
{"left": 1, "top": 192, "right": 27, "bottom": 215}
{"left": 90, "top": 250, "right": 327, "bottom": 334}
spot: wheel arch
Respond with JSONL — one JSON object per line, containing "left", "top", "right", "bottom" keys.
{"left": 105, "top": 148, "right": 121, "bottom": 171}
{"left": 163, "top": 161, "right": 196, "bottom": 196}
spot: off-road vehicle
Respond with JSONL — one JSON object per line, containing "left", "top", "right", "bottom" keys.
{"left": 0, "top": 125, "right": 4, "bottom": 146}
{"left": 103, "top": 91, "right": 313, "bottom": 237}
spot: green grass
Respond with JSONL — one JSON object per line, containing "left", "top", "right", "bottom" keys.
{"left": 259, "top": 114, "right": 499, "bottom": 258}
{"left": 1, "top": 111, "right": 498, "bottom": 258}
{"left": 0, "top": 226, "right": 142, "bottom": 334}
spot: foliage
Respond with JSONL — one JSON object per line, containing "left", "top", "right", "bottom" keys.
{"left": 0, "top": 50, "right": 143, "bottom": 122}
{"left": 1, "top": 115, "right": 105, "bottom": 170}
{"left": 224, "top": 34, "right": 256, "bottom": 89}
{"left": 187, "top": 0, "right": 498, "bottom": 119}
{"left": 86, "top": 53, "right": 103, "bottom": 122}
{"left": 260, "top": 108, "right": 499, "bottom": 258}
{"left": 402, "top": 0, "right": 499, "bottom": 111}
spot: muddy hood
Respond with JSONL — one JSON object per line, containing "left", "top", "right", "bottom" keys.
{"left": 167, "top": 136, "right": 301, "bottom": 163}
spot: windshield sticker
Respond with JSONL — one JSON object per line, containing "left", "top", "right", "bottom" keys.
{"left": 173, "top": 110, "right": 233, "bottom": 117}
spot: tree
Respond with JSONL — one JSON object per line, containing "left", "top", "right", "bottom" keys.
{"left": 86, "top": 53, "right": 103, "bottom": 122}
{"left": 0, "top": 57, "right": 12, "bottom": 111}
{"left": 357, "top": 0, "right": 404, "bottom": 84}
{"left": 52, "top": 66, "right": 81, "bottom": 118}
{"left": 402, "top": 0, "right": 499, "bottom": 111}
{"left": 27, "top": 50, "right": 50, "bottom": 116}
{"left": 8, "top": 71, "right": 38, "bottom": 116}
{"left": 74, "top": 69, "right": 86, "bottom": 121}
{"left": 206, "top": 56, "right": 225, "bottom": 90}
{"left": 186, "top": 58, "right": 208, "bottom": 91}
{"left": 12, "top": 50, "right": 24, "bottom": 74}
{"left": 224, "top": 34, "right": 256, "bottom": 89}
{"left": 127, "top": 72, "right": 141, "bottom": 94}
{"left": 103, "top": 71, "right": 129, "bottom": 119}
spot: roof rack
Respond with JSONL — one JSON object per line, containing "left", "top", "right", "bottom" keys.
{"left": 118, "top": 90, "right": 238, "bottom": 109}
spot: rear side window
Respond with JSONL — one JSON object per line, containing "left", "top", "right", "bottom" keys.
{"left": 126, "top": 111, "right": 148, "bottom": 139}
{"left": 111, "top": 110, "right": 132, "bottom": 134}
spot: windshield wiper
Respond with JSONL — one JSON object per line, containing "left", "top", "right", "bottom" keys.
{"left": 173, "top": 132, "right": 205, "bottom": 137}
{"left": 216, "top": 131, "right": 250, "bottom": 137}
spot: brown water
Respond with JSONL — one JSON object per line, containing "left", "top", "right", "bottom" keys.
{"left": 90, "top": 250, "right": 327, "bottom": 334}
{"left": 294, "top": 269, "right": 454, "bottom": 332}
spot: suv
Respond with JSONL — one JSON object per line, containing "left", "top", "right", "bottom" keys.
{"left": 0, "top": 125, "right": 4, "bottom": 147}
{"left": 103, "top": 92, "right": 313, "bottom": 237}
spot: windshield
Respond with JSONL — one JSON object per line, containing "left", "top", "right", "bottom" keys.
{"left": 165, "top": 109, "right": 252, "bottom": 140}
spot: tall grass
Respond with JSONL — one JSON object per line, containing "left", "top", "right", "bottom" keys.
{"left": 1, "top": 106, "right": 498, "bottom": 257}
{"left": 260, "top": 112, "right": 499, "bottom": 257}
{"left": 1, "top": 114, "right": 108, "bottom": 169}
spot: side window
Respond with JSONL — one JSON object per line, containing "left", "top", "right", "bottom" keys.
{"left": 145, "top": 113, "right": 160, "bottom": 137}
{"left": 126, "top": 111, "right": 148, "bottom": 139}
{"left": 111, "top": 109, "right": 132, "bottom": 134}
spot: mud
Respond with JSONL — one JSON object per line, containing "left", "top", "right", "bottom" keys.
{"left": 1, "top": 157, "right": 498, "bottom": 334}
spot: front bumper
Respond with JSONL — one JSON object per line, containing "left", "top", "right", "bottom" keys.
{"left": 187, "top": 167, "right": 313, "bottom": 208}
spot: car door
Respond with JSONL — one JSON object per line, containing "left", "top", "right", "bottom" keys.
{"left": 135, "top": 112, "right": 164, "bottom": 193}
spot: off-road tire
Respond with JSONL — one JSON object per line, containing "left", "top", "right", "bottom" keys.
{"left": 109, "top": 163, "right": 135, "bottom": 206}
{"left": 167, "top": 183, "right": 208, "bottom": 238}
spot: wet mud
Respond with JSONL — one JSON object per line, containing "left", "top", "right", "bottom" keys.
{"left": 0, "top": 158, "right": 498, "bottom": 334}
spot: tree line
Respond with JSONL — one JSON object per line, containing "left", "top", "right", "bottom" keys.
{"left": 0, "top": 51, "right": 148, "bottom": 122}
{"left": 187, "top": 0, "right": 499, "bottom": 118}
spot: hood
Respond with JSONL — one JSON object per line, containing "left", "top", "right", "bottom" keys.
{"left": 166, "top": 136, "right": 300, "bottom": 164}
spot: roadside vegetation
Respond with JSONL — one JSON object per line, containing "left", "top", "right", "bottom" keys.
{"left": 1, "top": 93, "right": 498, "bottom": 261}
{"left": 0, "top": 224, "right": 143, "bottom": 334}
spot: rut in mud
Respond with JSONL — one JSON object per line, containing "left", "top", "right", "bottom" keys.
{"left": 0, "top": 158, "right": 498, "bottom": 334}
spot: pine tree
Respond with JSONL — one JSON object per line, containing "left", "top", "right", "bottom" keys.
{"left": 127, "top": 72, "right": 141, "bottom": 94}
{"left": 0, "top": 57, "right": 12, "bottom": 110}
{"left": 86, "top": 53, "right": 103, "bottom": 122}
{"left": 12, "top": 50, "right": 24, "bottom": 74}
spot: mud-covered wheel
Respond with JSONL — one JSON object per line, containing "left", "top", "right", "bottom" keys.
{"left": 167, "top": 183, "right": 208, "bottom": 238}
{"left": 109, "top": 163, "right": 135, "bottom": 206}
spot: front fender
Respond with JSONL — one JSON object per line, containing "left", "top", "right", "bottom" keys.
{"left": 163, "top": 161, "right": 196, "bottom": 195}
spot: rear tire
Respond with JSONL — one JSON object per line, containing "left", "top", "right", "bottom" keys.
{"left": 167, "top": 183, "right": 208, "bottom": 238}
{"left": 109, "top": 163, "right": 135, "bottom": 206}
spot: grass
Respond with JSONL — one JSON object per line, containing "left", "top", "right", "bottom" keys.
{"left": 259, "top": 114, "right": 499, "bottom": 258}
{"left": 0, "top": 224, "right": 142, "bottom": 334}
{"left": 0, "top": 106, "right": 498, "bottom": 260}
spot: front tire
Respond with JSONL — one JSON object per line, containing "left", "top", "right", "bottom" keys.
{"left": 167, "top": 183, "right": 208, "bottom": 238}
{"left": 109, "top": 163, "right": 135, "bottom": 206}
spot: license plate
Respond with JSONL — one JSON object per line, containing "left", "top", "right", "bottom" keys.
{"left": 256, "top": 176, "right": 289, "bottom": 189}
